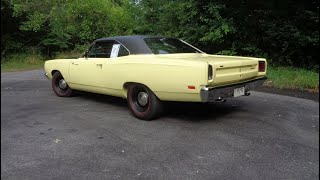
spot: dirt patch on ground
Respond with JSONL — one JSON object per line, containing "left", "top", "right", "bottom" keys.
{"left": 255, "top": 86, "right": 319, "bottom": 102}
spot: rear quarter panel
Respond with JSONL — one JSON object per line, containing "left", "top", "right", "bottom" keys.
{"left": 107, "top": 55, "right": 208, "bottom": 101}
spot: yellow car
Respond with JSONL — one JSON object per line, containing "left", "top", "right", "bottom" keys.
{"left": 44, "top": 36, "right": 267, "bottom": 120}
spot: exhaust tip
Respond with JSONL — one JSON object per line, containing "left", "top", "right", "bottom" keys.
{"left": 215, "top": 97, "right": 226, "bottom": 102}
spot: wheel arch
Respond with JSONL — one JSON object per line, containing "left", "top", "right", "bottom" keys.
{"left": 123, "top": 82, "right": 158, "bottom": 99}
{"left": 51, "top": 70, "right": 60, "bottom": 76}
{"left": 51, "top": 70, "right": 68, "bottom": 80}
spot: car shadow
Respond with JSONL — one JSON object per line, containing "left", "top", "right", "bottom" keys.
{"left": 75, "top": 91, "right": 128, "bottom": 108}
{"left": 162, "top": 101, "right": 241, "bottom": 122}
{"left": 75, "top": 91, "right": 242, "bottom": 121}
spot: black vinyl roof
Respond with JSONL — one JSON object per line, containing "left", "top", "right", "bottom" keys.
{"left": 95, "top": 35, "right": 165, "bottom": 54}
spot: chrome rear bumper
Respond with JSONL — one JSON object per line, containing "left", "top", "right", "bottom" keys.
{"left": 200, "top": 77, "right": 267, "bottom": 102}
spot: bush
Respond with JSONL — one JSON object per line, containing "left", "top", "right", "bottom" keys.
{"left": 1, "top": 52, "right": 44, "bottom": 64}
{"left": 53, "top": 50, "right": 83, "bottom": 59}
{"left": 1, "top": 53, "right": 45, "bottom": 72}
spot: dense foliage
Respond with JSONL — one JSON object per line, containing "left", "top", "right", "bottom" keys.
{"left": 1, "top": 0, "right": 319, "bottom": 69}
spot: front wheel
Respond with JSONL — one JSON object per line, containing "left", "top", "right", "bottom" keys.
{"left": 52, "top": 71, "right": 73, "bottom": 97}
{"left": 127, "top": 84, "right": 163, "bottom": 120}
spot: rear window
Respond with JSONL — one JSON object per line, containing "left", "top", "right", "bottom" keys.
{"left": 144, "top": 37, "right": 201, "bottom": 54}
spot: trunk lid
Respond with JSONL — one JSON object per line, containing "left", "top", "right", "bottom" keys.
{"left": 204, "top": 55, "right": 261, "bottom": 85}
{"left": 152, "top": 53, "right": 265, "bottom": 85}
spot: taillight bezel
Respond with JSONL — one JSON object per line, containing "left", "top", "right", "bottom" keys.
{"left": 258, "top": 61, "right": 266, "bottom": 72}
{"left": 208, "top": 64, "right": 213, "bottom": 80}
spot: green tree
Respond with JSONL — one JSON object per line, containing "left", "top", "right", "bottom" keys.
{"left": 135, "top": 0, "right": 319, "bottom": 69}
{"left": 136, "top": 0, "right": 235, "bottom": 52}
{"left": 3, "top": 0, "right": 319, "bottom": 69}
{"left": 11, "top": 0, "right": 137, "bottom": 54}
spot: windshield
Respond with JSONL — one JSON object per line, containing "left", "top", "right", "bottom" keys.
{"left": 144, "top": 37, "right": 202, "bottom": 54}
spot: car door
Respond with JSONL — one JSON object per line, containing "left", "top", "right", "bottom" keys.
{"left": 68, "top": 40, "right": 114, "bottom": 88}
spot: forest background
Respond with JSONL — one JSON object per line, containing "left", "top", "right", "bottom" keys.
{"left": 1, "top": 0, "right": 319, "bottom": 90}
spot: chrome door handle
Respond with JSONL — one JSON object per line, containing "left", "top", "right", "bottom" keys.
{"left": 71, "top": 62, "right": 79, "bottom": 65}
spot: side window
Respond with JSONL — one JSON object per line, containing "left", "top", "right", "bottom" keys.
{"left": 88, "top": 41, "right": 114, "bottom": 58}
{"left": 118, "top": 45, "right": 130, "bottom": 57}
{"left": 110, "top": 43, "right": 130, "bottom": 58}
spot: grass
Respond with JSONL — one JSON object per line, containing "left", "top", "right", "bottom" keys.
{"left": 1, "top": 54, "right": 45, "bottom": 72}
{"left": 265, "top": 66, "right": 319, "bottom": 91}
{"left": 1, "top": 51, "right": 83, "bottom": 72}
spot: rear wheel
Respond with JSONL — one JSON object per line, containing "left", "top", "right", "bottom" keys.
{"left": 52, "top": 71, "right": 73, "bottom": 97}
{"left": 127, "top": 84, "right": 162, "bottom": 120}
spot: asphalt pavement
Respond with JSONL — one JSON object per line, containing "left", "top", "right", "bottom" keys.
{"left": 1, "top": 69, "right": 319, "bottom": 179}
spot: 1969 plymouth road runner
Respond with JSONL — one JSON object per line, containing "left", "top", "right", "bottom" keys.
{"left": 44, "top": 35, "right": 267, "bottom": 120}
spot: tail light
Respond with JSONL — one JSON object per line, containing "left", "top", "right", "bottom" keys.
{"left": 258, "top": 61, "right": 265, "bottom": 72}
{"left": 208, "top": 64, "right": 213, "bottom": 80}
